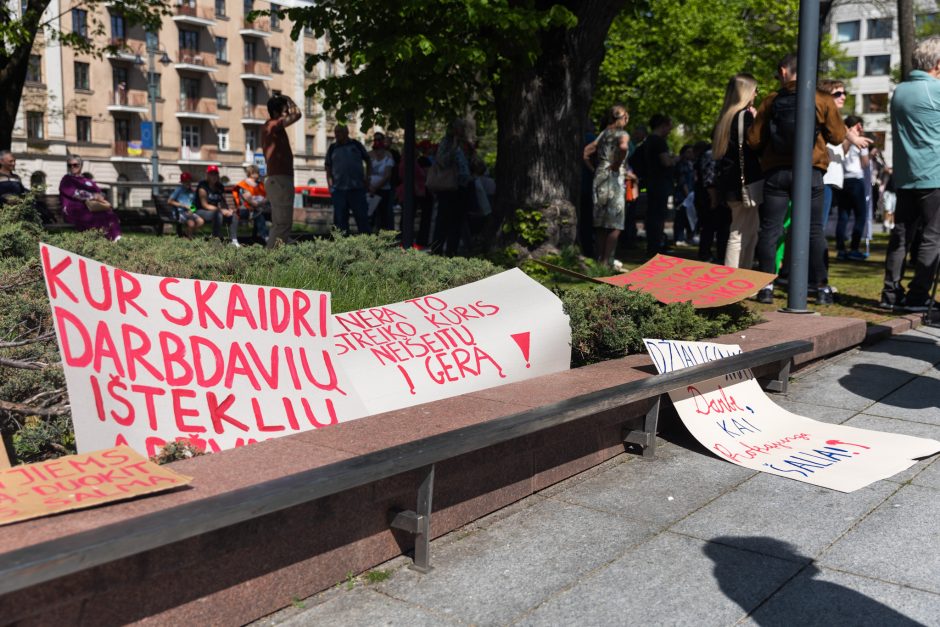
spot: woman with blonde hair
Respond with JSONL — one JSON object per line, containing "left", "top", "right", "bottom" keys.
{"left": 584, "top": 104, "right": 633, "bottom": 268}
{"left": 713, "top": 73, "right": 762, "bottom": 269}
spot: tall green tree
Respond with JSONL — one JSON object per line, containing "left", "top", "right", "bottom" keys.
{"left": 286, "top": 0, "right": 630, "bottom": 250}
{"left": 0, "top": 0, "right": 168, "bottom": 149}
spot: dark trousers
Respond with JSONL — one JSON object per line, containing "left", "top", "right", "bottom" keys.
{"left": 836, "top": 177, "right": 867, "bottom": 251}
{"left": 646, "top": 183, "right": 669, "bottom": 255}
{"left": 882, "top": 188, "right": 940, "bottom": 305}
{"left": 416, "top": 193, "right": 433, "bottom": 246}
{"left": 435, "top": 186, "right": 471, "bottom": 256}
{"left": 757, "top": 168, "right": 827, "bottom": 287}
{"left": 371, "top": 188, "right": 394, "bottom": 232}
{"left": 332, "top": 188, "right": 371, "bottom": 235}
{"left": 698, "top": 201, "right": 731, "bottom": 262}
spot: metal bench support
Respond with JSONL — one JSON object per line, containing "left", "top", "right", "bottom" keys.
{"left": 759, "top": 359, "right": 792, "bottom": 394}
{"left": 623, "top": 396, "right": 661, "bottom": 459}
{"left": 389, "top": 463, "right": 435, "bottom": 572}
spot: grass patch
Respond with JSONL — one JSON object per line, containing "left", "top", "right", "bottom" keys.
{"left": 364, "top": 569, "right": 392, "bottom": 584}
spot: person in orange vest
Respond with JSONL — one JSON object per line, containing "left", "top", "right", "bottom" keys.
{"left": 232, "top": 164, "right": 271, "bottom": 244}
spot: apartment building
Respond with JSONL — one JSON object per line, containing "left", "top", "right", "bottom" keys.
{"left": 11, "top": 0, "right": 336, "bottom": 189}
{"left": 826, "top": 0, "right": 939, "bottom": 166}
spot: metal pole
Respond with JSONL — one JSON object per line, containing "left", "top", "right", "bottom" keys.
{"left": 148, "top": 46, "right": 159, "bottom": 196}
{"left": 402, "top": 108, "right": 416, "bottom": 248}
{"left": 784, "top": 0, "right": 821, "bottom": 313}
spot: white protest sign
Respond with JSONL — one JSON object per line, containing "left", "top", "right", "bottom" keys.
{"left": 643, "top": 338, "right": 940, "bottom": 492}
{"left": 41, "top": 243, "right": 366, "bottom": 457}
{"left": 333, "top": 268, "right": 571, "bottom": 414}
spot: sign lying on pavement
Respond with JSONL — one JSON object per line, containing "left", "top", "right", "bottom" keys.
{"left": 42, "top": 244, "right": 571, "bottom": 458}
{"left": 643, "top": 338, "right": 940, "bottom": 492}
{"left": 41, "top": 243, "right": 367, "bottom": 456}
{"left": 333, "top": 268, "right": 571, "bottom": 415}
{"left": 600, "top": 255, "right": 776, "bottom": 308}
{"left": 0, "top": 446, "right": 191, "bottom": 526}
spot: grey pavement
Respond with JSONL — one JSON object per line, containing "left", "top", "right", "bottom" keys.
{"left": 263, "top": 328, "right": 940, "bottom": 626}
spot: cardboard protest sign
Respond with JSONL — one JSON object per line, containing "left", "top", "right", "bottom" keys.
{"left": 643, "top": 338, "right": 940, "bottom": 492}
{"left": 600, "top": 255, "right": 776, "bottom": 307}
{"left": 41, "top": 244, "right": 366, "bottom": 457}
{"left": 0, "top": 446, "right": 191, "bottom": 526}
{"left": 333, "top": 268, "right": 571, "bottom": 414}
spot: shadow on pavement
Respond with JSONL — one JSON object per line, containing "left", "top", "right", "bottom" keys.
{"left": 704, "top": 536, "right": 926, "bottom": 626}
{"left": 838, "top": 364, "right": 938, "bottom": 409}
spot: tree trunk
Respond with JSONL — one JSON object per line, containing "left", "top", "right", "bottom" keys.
{"left": 0, "top": 0, "right": 48, "bottom": 150}
{"left": 494, "top": 0, "right": 627, "bottom": 255}
{"left": 897, "top": 0, "right": 915, "bottom": 81}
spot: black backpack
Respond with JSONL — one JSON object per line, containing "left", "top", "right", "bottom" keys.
{"left": 768, "top": 88, "right": 798, "bottom": 154}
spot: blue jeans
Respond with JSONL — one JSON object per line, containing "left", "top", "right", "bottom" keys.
{"left": 332, "top": 188, "right": 371, "bottom": 235}
{"left": 836, "top": 177, "right": 867, "bottom": 252}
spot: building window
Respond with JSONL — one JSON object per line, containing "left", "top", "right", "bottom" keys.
{"left": 114, "top": 118, "right": 129, "bottom": 141}
{"left": 26, "top": 111, "right": 44, "bottom": 139}
{"left": 179, "top": 29, "right": 198, "bottom": 52}
{"left": 324, "top": 61, "right": 333, "bottom": 78}
{"left": 270, "top": 4, "right": 280, "bottom": 29}
{"left": 867, "top": 18, "right": 892, "bottom": 39}
{"left": 216, "top": 82, "right": 229, "bottom": 107}
{"left": 26, "top": 55, "right": 41, "bottom": 83}
{"left": 214, "top": 0, "right": 226, "bottom": 17}
{"left": 215, "top": 36, "right": 228, "bottom": 62}
{"left": 74, "top": 62, "right": 90, "bottom": 90}
{"left": 305, "top": 134, "right": 314, "bottom": 154}
{"left": 76, "top": 116, "right": 92, "bottom": 142}
{"left": 156, "top": 122, "right": 163, "bottom": 147}
{"left": 862, "top": 93, "right": 889, "bottom": 113}
{"left": 153, "top": 73, "right": 162, "bottom": 99}
{"left": 182, "top": 124, "right": 201, "bottom": 149}
{"left": 111, "top": 14, "right": 126, "bottom": 41}
{"left": 244, "top": 40, "right": 256, "bottom": 61}
{"left": 272, "top": 47, "right": 281, "bottom": 72}
{"left": 304, "top": 94, "right": 315, "bottom": 116}
{"left": 245, "top": 127, "right": 259, "bottom": 151}
{"left": 145, "top": 30, "right": 159, "bottom": 52}
{"left": 71, "top": 9, "right": 88, "bottom": 37}
{"left": 865, "top": 55, "right": 891, "bottom": 76}
{"left": 218, "top": 128, "right": 230, "bottom": 151}
{"left": 112, "top": 66, "right": 128, "bottom": 91}
{"left": 245, "top": 84, "right": 257, "bottom": 106}
{"left": 243, "top": 0, "right": 253, "bottom": 14}
{"left": 836, "top": 20, "right": 860, "bottom": 42}
{"left": 304, "top": 25, "right": 314, "bottom": 37}
{"left": 916, "top": 12, "right": 939, "bottom": 34}
{"left": 835, "top": 57, "right": 858, "bottom": 76}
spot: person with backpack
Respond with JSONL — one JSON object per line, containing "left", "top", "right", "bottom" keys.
{"left": 746, "top": 53, "right": 846, "bottom": 305}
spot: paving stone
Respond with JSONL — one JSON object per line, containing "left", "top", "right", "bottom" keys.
{"left": 861, "top": 336, "right": 940, "bottom": 369}
{"left": 743, "top": 566, "right": 940, "bottom": 627}
{"left": 552, "top": 441, "right": 756, "bottom": 526}
{"left": 818, "top": 484, "right": 940, "bottom": 594}
{"left": 373, "top": 498, "right": 659, "bottom": 625}
{"left": 517, "top": 532, "right": 803, "bottom": 627}
{"left": 772, "top": 399, "right": 857, "bottom": 425}
{"left": 846, "top": 414, "right": 940, "bottom": 484}
{"left": 911, "top": 456, "right": 940, "bottom": 489}
{"left": 280, "top": 588, "right": 461, "bottom": 627}
{"left": 861, "top": 372, "right": 940, "bottom": 426}
{"left": 671, "top": 472, "right": 898, "bottom": 560}
{"left": 782, "top": 361, "right": 912, "bottom": 411}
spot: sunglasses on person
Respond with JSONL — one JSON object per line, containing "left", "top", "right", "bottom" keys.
{"left": 831, "top": 91, "right": 847, "bottom": 98}
{"left": 68, "top": 162, "right": 81, "bottom": 169}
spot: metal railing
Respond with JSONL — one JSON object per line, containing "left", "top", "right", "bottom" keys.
{"left": 178, "top": 97, "right": 217, "bottom": 115}
{"left": 242, "top": 17, "right": 270, "bottom": 31}
{"left": 175, "top": 3, "right": 214, "bottom": 20}
{"left": 0, "top": 340, "right": 812, "bottom": 594}
{"left": 242, "top": 103, "right": 266, "bottom": 119}
{"left": 177, "top": 48, "right": 214, "bottom": 67}
{"left": 242, "top": 59, "right": 269, "bottom": 75}
{"left": 109, "top": 90, "right": 147, "bottom": 107}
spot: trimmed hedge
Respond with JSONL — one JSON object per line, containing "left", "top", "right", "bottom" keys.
{"left": 0, "top": 198, "right": 756, "bottom": 463}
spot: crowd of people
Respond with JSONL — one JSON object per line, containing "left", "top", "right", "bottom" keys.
{"left": 583, "top": 40, "right": 939, "bottom": 312}
{"left": 1, "top": 37, "right": 937, "bottom": 312}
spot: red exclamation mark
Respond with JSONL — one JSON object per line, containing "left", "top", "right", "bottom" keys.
{"left": 397, "top": 365, "right": 416, "bottom": 394}
{"left": 511, "top": 332, "right": 531, "bottom": 368}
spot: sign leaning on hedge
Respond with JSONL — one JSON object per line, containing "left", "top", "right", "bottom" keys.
{"left": 42, "top": 245, "right": 572, "bottom": 457}
{"left": 40, "top": 243, "right": 368, "bottom": 456}
{"left": 332, "top": 268, "right": 571, "bottom": 415}
{"left": 644, "top": 338, "right": 940, "bottom": 492}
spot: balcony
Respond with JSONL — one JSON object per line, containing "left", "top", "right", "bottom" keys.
{"left": 174, "top": 49, "right": 217, "bottom": 73}
{"left": 178, "top": 145, "right": 221, "bottom": 165}
{"left": 241, "top": 103, "right": 267, "bottom": 125}
{"left": 106, "top": 38, "right": 138, "bottom": 62}
{"left": 176, "top": 98, "right": 220, "bottom": 120}
{"left": 240, "top": 17, "right": 271, "bottom": 38}
{"left": 240, "top": 60, "right": 272, "bottom": 82}
{"left": 107, "top": 90, "right": 149, "bottom": 114}
{"left": 111, "top": 140, "right": 149, "bottom": 163}
{"left": 172, "top": 3, "right": 215, "bottom": 27}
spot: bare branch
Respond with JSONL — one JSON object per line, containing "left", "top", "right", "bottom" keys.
{"left": 0, "top": 331, "right": 56, "bottom": 348}
{"left": 0, "top": 357, "right": 48, "bottom": 370}
{"left": 0, "top": 398, "right": 69, "bottom": 417}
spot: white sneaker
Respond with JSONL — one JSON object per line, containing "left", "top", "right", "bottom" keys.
{"left": 231, "top": 239, "right": 241, "bottom": 248}
{"left": 611, "top": 259, "right": 624, "bottom": 271}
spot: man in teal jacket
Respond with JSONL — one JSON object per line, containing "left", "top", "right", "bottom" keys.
{"left": 881, "top": 36, "right": 940, "bottom": 311}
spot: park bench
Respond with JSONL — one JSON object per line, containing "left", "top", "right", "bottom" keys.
{"left": 0, "top": 339, "right": 810, "bottom": 597}
{"left": 41, "top": 194, "right": 172, "bottom": 235}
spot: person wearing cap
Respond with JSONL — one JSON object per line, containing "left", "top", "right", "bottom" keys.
{"left": 262, "top": 94, "right": 302, "bottom": 247}
{"left": 168, "top": 172, "right": 204, "bottom": 238}
{"left": 196, "top": 165, "right": 239, "bottom": 246}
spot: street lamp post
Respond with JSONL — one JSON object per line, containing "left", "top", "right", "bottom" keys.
{"left": 138, "top": 38, "right": 171, "bottom": 195}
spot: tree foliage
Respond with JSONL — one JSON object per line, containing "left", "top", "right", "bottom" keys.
{"left": 280, "top": 0, "right": 577, "bottom": 130}
{"left": 594, "top": 0, "right": 849, "bottom": 138}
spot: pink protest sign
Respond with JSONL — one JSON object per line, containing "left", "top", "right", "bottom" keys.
{"left": 600, "top": 255, "right": 776, "bottom": 308}
{"left": 333, "top": 268, "right": 571, "bottom": 414}
{"left": 41, "top": 243, "right": 366, "bottom": 457}
{"left": 643, "top": 338, "right": 940, "bottom": 492}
